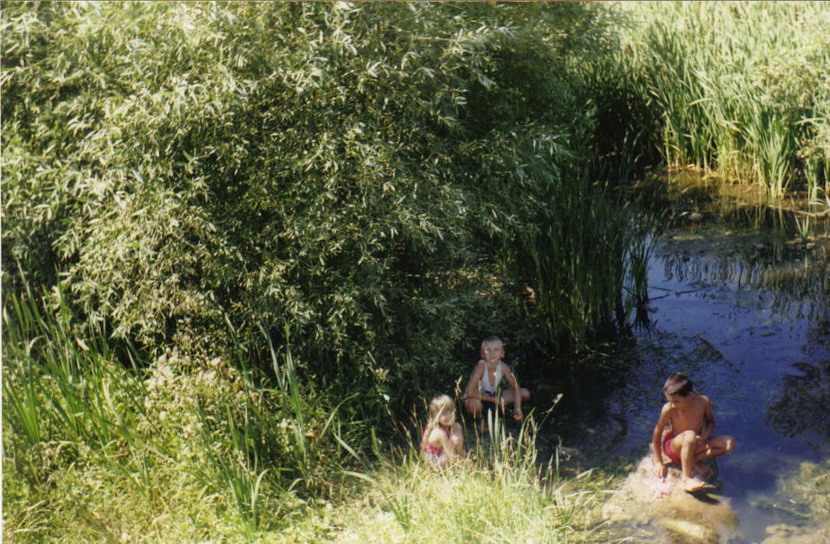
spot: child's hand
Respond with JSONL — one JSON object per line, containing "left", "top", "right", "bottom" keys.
{"left": 513, "top": 407, "right": 523, "bottom": 421}
{"left": 655, "top": 462, "right": 668, "bottom": 479}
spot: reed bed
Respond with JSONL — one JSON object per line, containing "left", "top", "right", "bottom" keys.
{"left": 618, "top": 2, "right": 830, "bottom": 198}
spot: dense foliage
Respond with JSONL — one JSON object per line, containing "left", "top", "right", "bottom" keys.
{"left": 2, "top": 1, "right": 647, "bottom": 414}
{"left": 618, "top": 2, "right": 830, "bottom": 197}
{"left": 4, "top": 2, "right": 830, "bottom": 542}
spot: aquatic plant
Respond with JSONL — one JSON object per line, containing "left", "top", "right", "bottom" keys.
{"left": 618, "top": 2, "right": 830, "bottom": 196}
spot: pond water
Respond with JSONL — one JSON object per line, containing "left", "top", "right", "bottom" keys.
{"left": 548, "top": 174, "right": 830, "bottom": 543}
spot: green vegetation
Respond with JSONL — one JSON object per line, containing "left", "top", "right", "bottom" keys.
{"left": 2, "top": 1, "right": 649, "bottom": 408}
{"left": 3, "top": 1, "right": 828, "bottom": 542}
{"left": 3, "top": 287, "right": 612, "bottom": 542}
{"left": 3, "top": 288, "right": 354, "bottom": 541}
{"left": 618, "top": 2, "right": 830, "bottom": 197}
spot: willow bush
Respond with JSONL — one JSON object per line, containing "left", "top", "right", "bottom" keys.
{"left": 2, "top": 1, "right": 652, "bottom": 420}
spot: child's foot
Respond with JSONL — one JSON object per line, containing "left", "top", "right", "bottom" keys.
{"left": 694, "top": 464, "right": 714, "bottom": 481}
{"left": 683, "top": 476, "right": 716, "bottom": 493}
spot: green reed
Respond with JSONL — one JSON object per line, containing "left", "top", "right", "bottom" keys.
{"left": 619, "top": 2, "right": 830, "bottom": 197}
{"left": 516, "top": 161, "right": 653, "bottom": 351}
{"left": 2, "top": 288, "right": 146, "bottom": 452}
{"left": 2, "top": 288, "right": 359, "bottom": 540}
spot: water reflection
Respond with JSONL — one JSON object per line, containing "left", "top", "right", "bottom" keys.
{"left": 766, "top": 324, "right": 830, "bottom": 447}
{"left": 648, "top": 170, "right": 830, "bottom": 324}
{"left": 659, "top": 245, "right": 829, "bottom": 322}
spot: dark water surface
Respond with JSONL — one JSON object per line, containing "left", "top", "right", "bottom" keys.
{"left": 537, "top": 177, "right": 830, "bottom": 543}
{"left": 608, "top": 189, "right": 829, "bottom": 542}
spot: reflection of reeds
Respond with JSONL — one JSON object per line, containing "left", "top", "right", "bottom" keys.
{"left": 766, "top": 361, "right": 830, "bottom": 445}
{"left": 659, "top": 246, "right": 829, "bottom": 321}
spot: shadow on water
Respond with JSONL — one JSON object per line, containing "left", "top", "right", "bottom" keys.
{"left": 535, "top": 171, "right": 830, "bottom": 543}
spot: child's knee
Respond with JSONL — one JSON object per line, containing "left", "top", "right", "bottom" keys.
{"left": 677, "top": 430, "right": 697, "bottom": 445}
{"left": 724, "top": 436, "right": 736, "bottom": 453}
{"left": 465, "top": 398, "right": 482, "bottom": 416}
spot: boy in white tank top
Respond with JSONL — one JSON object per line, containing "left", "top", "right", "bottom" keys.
{"left": 464, "top": 336, "right": 530, "bottom": 423}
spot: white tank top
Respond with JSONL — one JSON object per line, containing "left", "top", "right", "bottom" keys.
{"left": 479, "top": 361, "right": 503, "bottom": 396}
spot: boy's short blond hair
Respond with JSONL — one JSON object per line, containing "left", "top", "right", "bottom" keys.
{"left": 481, "top": 335, "right": 503, "bottom": 348}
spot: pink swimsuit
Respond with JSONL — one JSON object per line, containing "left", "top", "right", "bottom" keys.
{"left": 422, "top": 426, "right": 451, "bottom": 457}
{"left": 662, "top": 433, "right": 681, "bottom": 464}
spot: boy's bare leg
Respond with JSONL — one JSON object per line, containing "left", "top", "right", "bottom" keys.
{"left": 672, "top": 431, "right": 713, "bottom": 491}
{"left": 678, "top": 432, "right": 696, "bottom": 481}
{"left": 691, "top": 435, "right": 735, "bottom": 480}
{"left": 500, "top": 388, "right": 531, "bottom": 406}
{"left": 695, "top": 435, "right": 735, "bottom": 462}
{"left": 465, "top": 398, "right": 483, "bottom": 418}
{"left": 465, "top": 398, "right": 490, "bottom": 431}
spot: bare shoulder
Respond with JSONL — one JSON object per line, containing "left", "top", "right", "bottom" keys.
{"left": 657, "top": 401, "right": 673, "bottom": 422}
{"left": 697, "top": 394, "right": 712, "bottom": 407}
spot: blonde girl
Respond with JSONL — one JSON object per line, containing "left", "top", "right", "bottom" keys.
{"left": 421, "top": 394, "right": 464, "bottom": 468}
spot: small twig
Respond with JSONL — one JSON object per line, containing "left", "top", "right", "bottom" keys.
{"left": 649, "top": 288, "right": 706, "bottom": 301}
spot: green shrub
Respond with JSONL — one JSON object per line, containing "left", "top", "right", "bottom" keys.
{"left": 2, "top": 2, "right": 652, "bottom": 418}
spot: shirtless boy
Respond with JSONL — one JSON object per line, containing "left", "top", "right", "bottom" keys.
{"left": 652, "top": 372, "right": 736, "bottom": 492}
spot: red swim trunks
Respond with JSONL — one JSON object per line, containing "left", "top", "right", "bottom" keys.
{"left": 662, "top": 433, "right": 681, "bottom": 465}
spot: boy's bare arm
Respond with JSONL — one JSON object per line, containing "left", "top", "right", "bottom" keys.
{"left": 505, "top": 366, "right": 522, "bottom": 409}
{"left": 464, "top": 362, "right": 485, "bottom": 400}
{"left": 652, "top": 404, "right": 671, "bottom": 467}
{"left": 699, "top": 396, "right": 716, "bottom": 441}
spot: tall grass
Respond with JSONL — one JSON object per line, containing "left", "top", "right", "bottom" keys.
{"left": 618, "top": 2, "right": 830, "bottom": 198}
{"left": 2, "top": 289, "right": 356, "bottom": 541}
{"left": 336, "top": 414, "right": 611, "bottom": 544}
{"left": 2, "top": 287, "right": 147, "bottom": 452}
{"left": 3, "top": 287, "right": 614, "bottom": 542}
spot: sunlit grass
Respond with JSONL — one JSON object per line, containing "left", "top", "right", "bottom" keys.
{"left": 333, "top": 417, "right": 610, "bottom": 544}
{"left": 2, "top": 289, "right": 613, "bottom": 543}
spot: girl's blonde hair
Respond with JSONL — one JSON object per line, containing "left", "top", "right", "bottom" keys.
{"left": 427, "top": 394, "right": 455, "bottom": 429}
